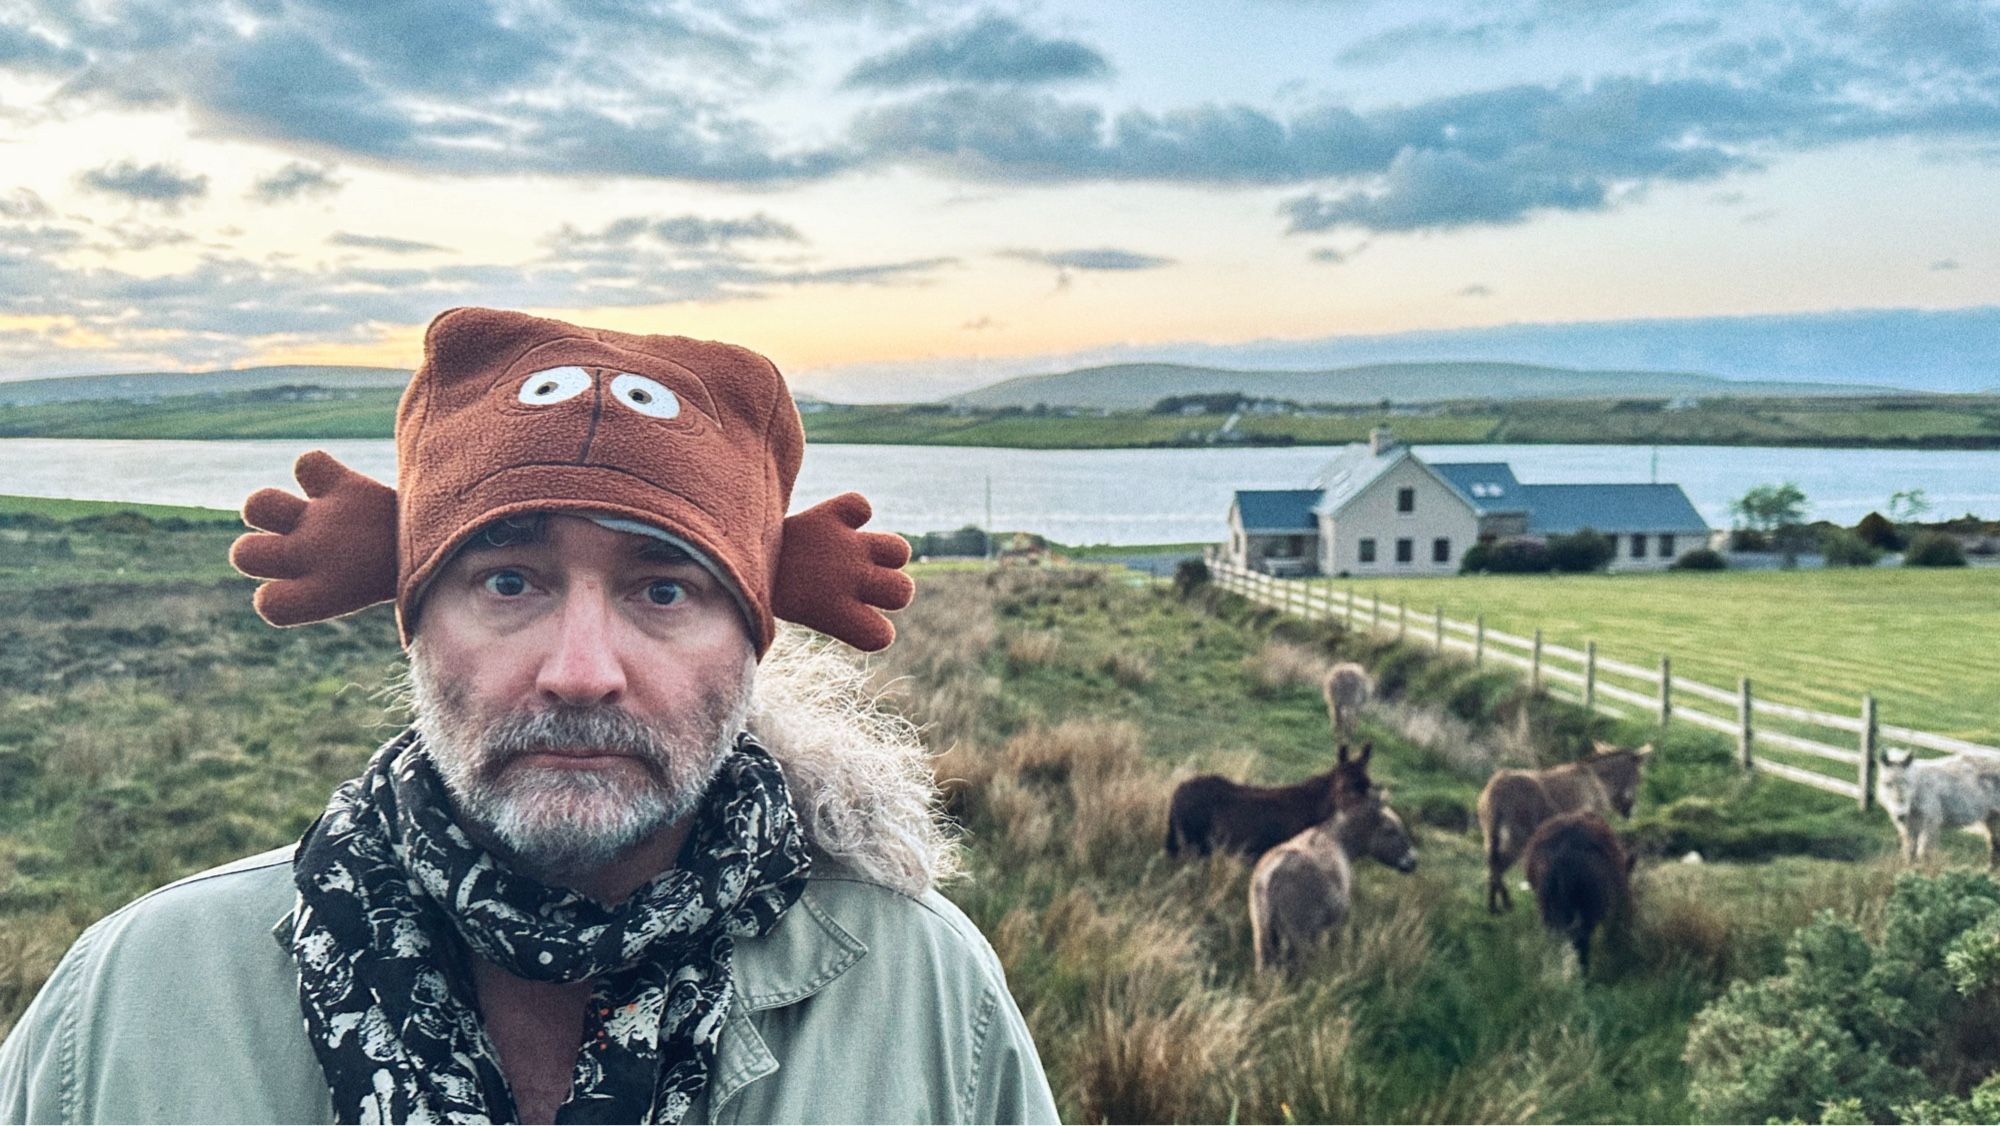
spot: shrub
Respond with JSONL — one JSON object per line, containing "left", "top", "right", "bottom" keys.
{"left": 1820, "top": 529, "right": 1883, "bottom": 568}
{"left": 1729, "top": 528, "right": 1770, "bottom": 551}
{"left": 1172, "top": 558, "right": 1210, "bottom": 597}
{"left": 1905, "top": 532, "right": 1969, "bottom": 567}
{"left": 1683, "top": 869, "right": 2000, "bottom": 1124}
{"left": 1546, "top": 529, "right": 1615, "bottom": 573}
{"left": 1855, "top": 511, "right": 1904, "bottom": 550}
{"left": 1462, "top": 538, "right": 1553, "bottom": 574}
{"left": 1670, "top": 548, "right": 1726, "bottom": 571}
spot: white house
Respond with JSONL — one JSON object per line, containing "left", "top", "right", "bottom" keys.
{"left": 1225, "top": 429, "right": 1711, "bottom": 576}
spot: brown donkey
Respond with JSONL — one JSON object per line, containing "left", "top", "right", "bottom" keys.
{"left": 1477, "top": 741, "right": 1650, "bottom": 913}
{"left": 1249, "top": 789, "right": 1418, "bottom": 977}
{"left": 1165, "top": 743, "right": 1375, "bottom": 861}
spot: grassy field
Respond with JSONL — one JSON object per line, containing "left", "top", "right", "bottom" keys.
{"left": 1320, "top": 567, "right": 2000, "bottom": 746}
{"left": 9, "top": 388, "right": 2000, "bottom": 448}
{"left": 3, "top": 513, "right": 1995, "bottom": 1122}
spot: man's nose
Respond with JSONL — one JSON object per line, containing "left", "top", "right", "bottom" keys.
{"left": 535, "top": 583, "right": 628, "bottom": 707}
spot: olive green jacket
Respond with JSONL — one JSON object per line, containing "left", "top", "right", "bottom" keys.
{"left": 0, "top": 848, "right": 1058, "bottom": 1124}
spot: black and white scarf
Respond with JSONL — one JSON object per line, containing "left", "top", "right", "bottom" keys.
{"left": 283, "top": 728, "right": 810, "bottom": 1124}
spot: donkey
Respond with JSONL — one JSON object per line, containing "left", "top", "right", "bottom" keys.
{"left": 1165, "top": 743, "right": 1374, "bottom": 861}
{"left": 1322, "top": 661, "right": 1375, "bottom": 735}
{"left": 1249, "top": 789, "right": 1418, "bottom": 977}
{"left": 1523, "top": 811, "right": 1634, "bottom": 973}
{"left": 1477, "top": 741, "right": 1651, "bottom": 913}
{"left": 1877, "top": 749, "right": 2000, "bottom": 864}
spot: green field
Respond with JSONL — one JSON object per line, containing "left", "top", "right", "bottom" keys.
{"left": 9, "top": 387, "right": 2000, "bottom": 448}
{"left": 1319, "top": 567, "right": 2000, "bottom": 744}
{"left": 4, "top": 511, "right": 1998, "bottom": 1121}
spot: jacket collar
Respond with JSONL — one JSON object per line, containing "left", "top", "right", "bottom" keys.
{"left": 704, "top": 884, "right": 868, "bottom": 1117}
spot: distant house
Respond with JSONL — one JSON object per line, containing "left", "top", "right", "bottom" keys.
{"left": 1225, "top": 428, "right": 1710, "bottom": 576}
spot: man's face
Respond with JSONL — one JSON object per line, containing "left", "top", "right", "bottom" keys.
{"left": 407, "top": 513, "right": 755, "bottom": 883}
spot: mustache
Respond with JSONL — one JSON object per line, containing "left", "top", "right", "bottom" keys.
{"left": 476, "top": 705, "right": 674, "bottom": 781}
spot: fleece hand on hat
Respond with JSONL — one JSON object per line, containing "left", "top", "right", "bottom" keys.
{"left": 228, "top": 307, "right": 914, "bottom": 653}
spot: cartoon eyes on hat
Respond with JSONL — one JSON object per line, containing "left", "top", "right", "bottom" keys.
{"left": 517, "top": 366, "right": 592, "bottom": 405}
{"left": 610, "top": 373, "right": 680, "bottom": 419}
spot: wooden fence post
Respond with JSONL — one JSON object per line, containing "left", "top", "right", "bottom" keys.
{"left": 1859, "top": 694, "right": 1878, "bottom": 812}
{"left": 1659, "top": 655, "right": 1672, "bottom": 726}
{"left": 1475, "top": 614, "right": 1485, "bottom": 666}
{"left": 1737, "top": 677, "right": 1754, "bottom": 771}
{"left": 1398, "top": 600, "right": 1408, "bottom": 642}
{"left": 1370, "top": 593, "right": 1380, "bottom": 636}
{"left": 1435, "top": 605, "right": 1445, "bottom": 651}
{"left": 1531, "top": 629, "right": 1543, "bottom": 691}
{"left": 1584, "top": 641, "right": 1597, "bottom": 710}
{"left": 1346, "top": 587, "right": 1356, "bottom": 628}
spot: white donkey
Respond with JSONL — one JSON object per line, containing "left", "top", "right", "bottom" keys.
{"left": 1877, "top": 749, "right": 2000, "bottom": 864}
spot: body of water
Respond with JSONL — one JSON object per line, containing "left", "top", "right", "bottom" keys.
{"left": 2, "top": 438, "right": 1996, "bottom": 545}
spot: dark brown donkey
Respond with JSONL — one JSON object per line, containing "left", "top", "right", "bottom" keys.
{"left": 1524, "top": 811, "right": 1634, "bottom": 972}
{"left": 1478, "top": 741, "right": 1650, "bottom": 913}
{"left": 1165, "top": 743, "right": 1375, "bottom": 860}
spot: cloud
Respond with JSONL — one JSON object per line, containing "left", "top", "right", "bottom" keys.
{"left": 76, "top": 160, "right": 210, "bottom": 211}
{"left": 1458, "top": 284, "right": 1493, "bottom": 298}
{"left": 0, "top": 189, "right": 51, "bottom": 220}
{"left": 961, "top": 315, "right": 999, "bottom": 331}
{"left": 1000, "top": 247, "right": 1174, "bottom": 271}
{"left": 250, "top": 162, "right": 345, "bottom": 204}
{"left": 18, "top": 1, "right": 848, "bottom": 185}
{"left": 329, "top": 232, "right": 451, "bottom": 254}
{"left": 844, "top": 14, "right": 1110, "bottom": 88}
{"left": 550, "top": 213, "right": 806, "bottom": 253}
{"left": 0, "top": 15, "right": 84, "bottom": 73}
{"left": 1932, "top": 258, "right": 1962, "bottom": 270}
{"left": 1336, "top": 18, "right": 1527, "bottom": 66}
{"left": 0, "top": 208, "right": 959, "bottom": 372}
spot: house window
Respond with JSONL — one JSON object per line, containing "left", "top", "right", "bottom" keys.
{"left": 1631, "top": 534, "right": 1647, "bottom": 558}
{"left": 1433, "top": 537, "right": 1450, "bottom": 563}
{"left": 1396, "top": 538, "right": 1414, "bottom": 563}
{"left": 1359, "top": 538, "right": 1376, "bottom": 563}
{"left": 1661, "top": 534, "right": 1676, "bottom": 557}
{"left": 1397, "top": 486, "right": 1415, "bottom": 513}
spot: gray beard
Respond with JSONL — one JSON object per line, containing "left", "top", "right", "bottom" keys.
{"left": 406, "top": 648, "right": 755, "bottom": 887}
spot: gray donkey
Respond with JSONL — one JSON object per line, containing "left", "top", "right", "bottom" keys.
{"left": 1249, "top": 789, "right": 1417, "bottom": 977}
{"left": 1877, "top": 749, "right": 2000, "bottom": 864}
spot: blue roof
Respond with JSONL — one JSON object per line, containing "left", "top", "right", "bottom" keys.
{"left": 1520, "top": 484, "right": 1710, "bottom": 535}
{"left": 1428, "top": 462, "right": 1526, "bottom": 514}
{"left": 1234, "top": 489, "right": 1322, "bottom": 531}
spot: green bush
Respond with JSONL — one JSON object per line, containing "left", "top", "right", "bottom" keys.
{"left": 1856, "top": 511, "right": 1905, "bottom": 550}
{"left": 1683, "top": 869, "right": 2000, "bottom": 1123}
{"left": 1904, "top": 532, "right": 1969, "bottom": 568}
{"left": 1172, "top": 558, "right": 1210, "bottom": 598}
{"left": 1547, "top": 529, "right": 1616, "bottom": 573}
{"left": 1461, "top": 537, "right": 1553, "bottom": 573}
{"left": 1821, "top": 529, "right": 1883, "bottom": 568}
{"left": 1670, "top": 548, "right": 1727, "bottom": 571}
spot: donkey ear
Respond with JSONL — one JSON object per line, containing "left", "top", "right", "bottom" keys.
{"left": 1337, "top": 743, "right": 1351, "bottom": 764}
{"left": 1636, "top": 743, "right": 1655, "bottom": 759}
{"left": 1591, "top": 740, "right": 1616, "bottom": 756}
{"left": 1359, "top": 742, "right": 1374, "bottom": 766}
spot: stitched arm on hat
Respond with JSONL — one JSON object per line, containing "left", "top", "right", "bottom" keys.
{"left": 771, "top": 492, "right": 915, "bottom": 652}
{"left": 229, "top": 451, "right": 399, "bottom": 627}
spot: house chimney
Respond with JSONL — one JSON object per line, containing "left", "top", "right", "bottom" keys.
{"left": 1370, "top": 426, "right": 1396, "bottom": 455}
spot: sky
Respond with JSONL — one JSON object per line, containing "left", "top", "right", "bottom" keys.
{"left": 0, "top": 0, "right": 1996, "bottom": 401}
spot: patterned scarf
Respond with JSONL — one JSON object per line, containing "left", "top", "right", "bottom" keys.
{"left": 285, "top": 728, "right": 810, "bottom": 1124}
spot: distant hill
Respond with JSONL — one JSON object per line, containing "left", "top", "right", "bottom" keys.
{"left": 946, "top": 361, "right": 1907, "bottom": 411}
{"left": 0, "top": 365, "right": 412, "bottom": 406}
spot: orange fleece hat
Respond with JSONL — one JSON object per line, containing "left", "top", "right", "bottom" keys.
{"left": 228, "top": 307, "right": 914, "bottom": 654}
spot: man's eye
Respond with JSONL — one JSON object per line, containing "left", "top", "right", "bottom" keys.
{"left": 483, "top": 570, "right": 529, "bottom": 597}
{"left": 645, "top": 580, "right": 685, "bottom": 606}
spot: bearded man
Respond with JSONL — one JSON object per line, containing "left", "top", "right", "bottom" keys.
{"left": 0, "top": 308, "right": 1058, "bottom": 1124}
